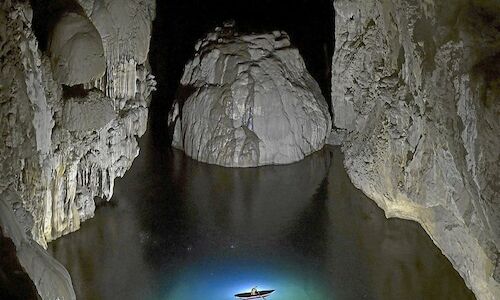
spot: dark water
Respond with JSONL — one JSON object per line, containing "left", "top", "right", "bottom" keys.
{"left": 49, "top": 131, "right": 475, "bottom": 300}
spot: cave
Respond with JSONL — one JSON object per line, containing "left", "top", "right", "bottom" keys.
{"left": 0, "top": 0, "right": 499, "bottom": 300}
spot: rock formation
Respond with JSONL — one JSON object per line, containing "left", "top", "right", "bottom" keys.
{"left": 79, "top": 0, "right": 156, "bottom": 101}
{"left": 49, "top": 12, "right": 105, "bottom": 86}
{"left": 331, "top": 0, "right": 500, "bottom": 299}
{"left": 0, "top": 0, "right": 155, "bottom": 298}
{"left": 0, "top": 193, "right": 76, "bottom": 300}
{"left": 169, "top": 29, "right": 332, "bottom": 167}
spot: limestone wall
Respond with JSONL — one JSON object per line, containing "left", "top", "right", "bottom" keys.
{"left": 331, "top": 1, "right": 500, "bottom": 299}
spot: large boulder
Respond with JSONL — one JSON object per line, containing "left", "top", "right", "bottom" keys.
{"left": 49, "top": 12, "right": 105, "bottom": 86}
{"left": 169, "top": 30, "right": 332, "bottom": 167}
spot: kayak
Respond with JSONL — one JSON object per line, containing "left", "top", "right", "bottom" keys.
{"left": 234, "top": 289, "right": 275, "bottom": 299}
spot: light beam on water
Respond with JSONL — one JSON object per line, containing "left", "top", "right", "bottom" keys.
{"left": 155, "top": 256, "right": 332, "bottom": 300}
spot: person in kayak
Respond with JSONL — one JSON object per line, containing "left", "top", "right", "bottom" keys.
{"left": 250, "top": 288, "right": 258, "bottom": 295}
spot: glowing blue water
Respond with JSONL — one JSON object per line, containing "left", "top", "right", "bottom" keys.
{"left": 156, "top": 256, "right": 331, "bottom": 300}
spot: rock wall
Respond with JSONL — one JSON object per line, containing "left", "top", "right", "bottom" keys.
{"left": 0, "top": 192, "right": 76, "bottom": 300}
{"left": 169, "top": 29, "right": 331, "bottom": 167}
{"left": 0, "top": 0, "right": 155, "bottom": 297}
{"left": 331, "top": 0, "right": 500, "bottom": 299}
{"left": 0, "top": 0, "right": 155, "bottom": 299}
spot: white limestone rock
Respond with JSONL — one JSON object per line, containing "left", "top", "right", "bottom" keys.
{"left": 0, "top": 191, "right": 76, "bottom": 300}
{"left": 1, "top": 1, "right": 155, "bottom": 298}
{"left": 169, "top": 31, "right": 332, "bottom": 167}
{"left": 331, "top": 0, "right": 500, "bottom": 299}
{"left": 78, "top": 0, "right": 156, "bottom": 100}
{"left": 0, "top": 0, "right": 154, "bottom": 249}
{"left": 62, "top": 90, "right": 116, "bottom": 132}
{"left": 49, "top": 12, "right": 105, "bottom": 86}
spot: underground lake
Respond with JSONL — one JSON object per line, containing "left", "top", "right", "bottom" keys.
{"left": 48, "top": 128, "right": 475, "bottom": 300}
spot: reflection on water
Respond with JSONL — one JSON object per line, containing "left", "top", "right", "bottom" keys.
{"left": 49, "top": 131, "right": 475, "bottom": 300}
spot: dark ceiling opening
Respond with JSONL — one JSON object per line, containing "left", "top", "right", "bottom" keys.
{"left": 149, "top": 0, "right": 335, "bottom": 146}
